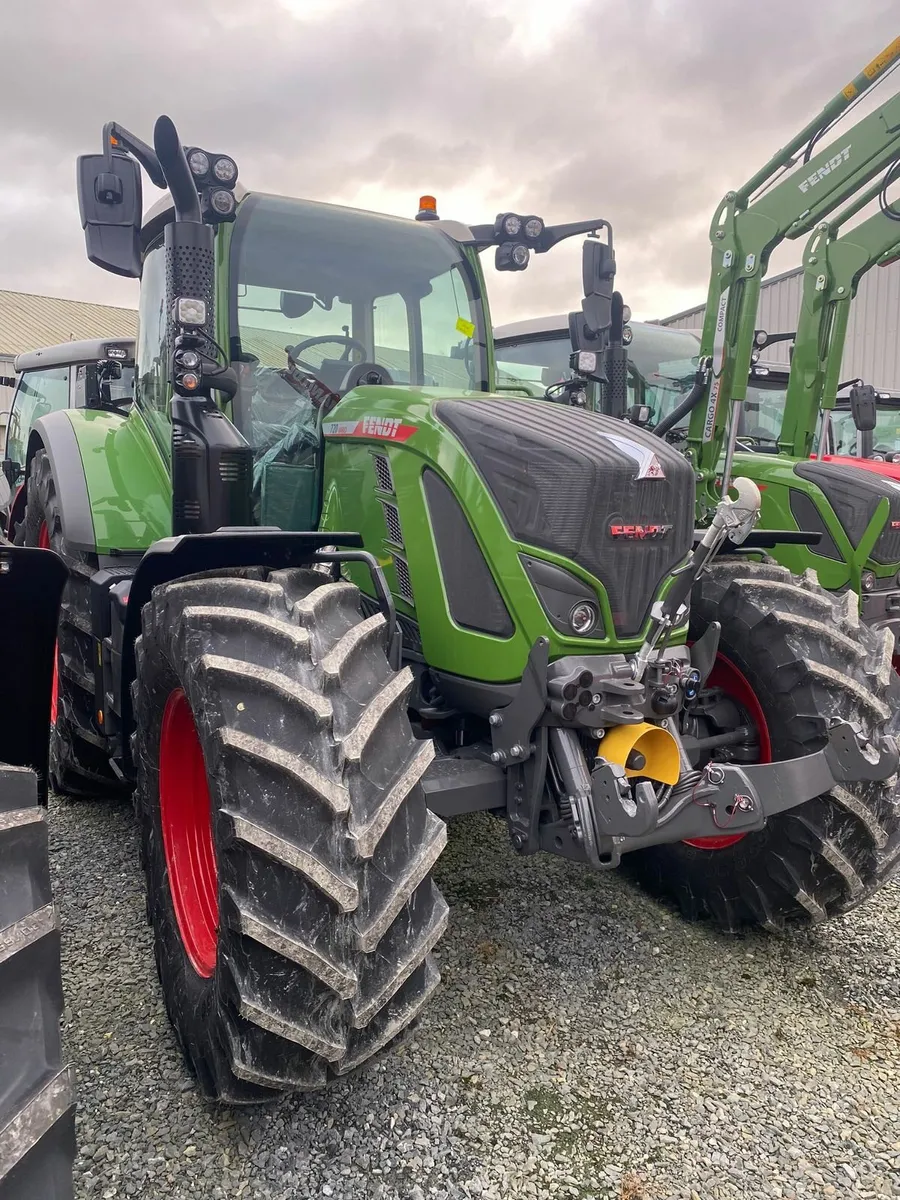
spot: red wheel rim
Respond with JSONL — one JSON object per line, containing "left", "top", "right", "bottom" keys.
{"left": 158, "top": 689, "right": 218, "bottom": 977}
{"left": 37, "top": 522, "right": 59, "bottom": 726}
{"left": 682, "top": 651, "right": 772, "bottom": 851}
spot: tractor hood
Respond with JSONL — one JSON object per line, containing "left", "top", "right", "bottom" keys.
{"left": 323, "top": 385, "right": 696, "bottom": 644}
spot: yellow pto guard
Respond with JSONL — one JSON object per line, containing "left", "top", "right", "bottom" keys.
{"left": 601, "top": 721, "right": 681, "bottom": 785}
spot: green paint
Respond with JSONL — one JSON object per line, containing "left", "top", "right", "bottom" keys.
{"left": 319, "top": 386, "right": 687, "bottom": 681}
{"left": 65, "top": 408, "right": 171, "bottom": 553}
{"left": 686, "top": 59, "right": 900, "bottom": 519}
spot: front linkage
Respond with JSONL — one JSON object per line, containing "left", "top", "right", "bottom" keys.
{"left": 428, "top": 477, "right": 900, "bottom": 870}
{"left": 491, "top": 637, "right": 893, "bottom": 870}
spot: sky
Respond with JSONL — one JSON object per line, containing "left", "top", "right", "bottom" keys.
{"left": 1, "top": 0, "right": 898, "bottom": 325}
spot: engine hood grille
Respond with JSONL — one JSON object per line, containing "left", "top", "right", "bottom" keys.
{"left": 435, "top": 398, "right": 694, "bottom": 637}
{"left": 795, "top": 461, "right": 900, "bottom": 566}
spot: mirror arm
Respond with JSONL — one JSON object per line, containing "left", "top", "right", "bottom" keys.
{"left": 466, "top": 217, "right": 611, "bottom": 253}
{"left": 103, "top": 121, "right": 166, "bottom": 189}
{"left": 540, "top": 219, "right": 611, "bottom": 252}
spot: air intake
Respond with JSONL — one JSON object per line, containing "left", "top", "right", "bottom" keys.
{"left": 372, "top": 452, "right": 394, "bottom": 494}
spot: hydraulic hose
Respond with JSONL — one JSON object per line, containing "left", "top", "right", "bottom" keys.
{"left": 652, "top": 358, "right": 712, "bottom": 438}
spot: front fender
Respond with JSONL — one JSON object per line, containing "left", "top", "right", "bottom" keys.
{"left": 28, "top": 409, "right": 171, "bottom": 555}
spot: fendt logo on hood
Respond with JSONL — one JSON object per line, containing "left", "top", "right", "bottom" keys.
{"left": 601, "top": 432, "right": 666, "bottom": 480}
{"left": 609, "top": 523, "right": 673, "bottom": 540}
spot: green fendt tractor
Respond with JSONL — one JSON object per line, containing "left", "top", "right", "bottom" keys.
{"left": 11, "top": 113, "right": 900, "bottom": 1103}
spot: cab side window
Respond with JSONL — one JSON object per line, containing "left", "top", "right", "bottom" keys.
{"left": 134, "top": 241, "right": 170, "bottom": 454}
{"left": 4, "top": 367, "right": 70, "bottom": 475}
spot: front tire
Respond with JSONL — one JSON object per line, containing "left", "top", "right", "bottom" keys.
{"left": 628, "top": 561, "right": 900, "bottom": 931}
{"left": 133, "top": 568, "right": 448, "bottom": 1102}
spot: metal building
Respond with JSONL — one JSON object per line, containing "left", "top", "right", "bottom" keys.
{"left": 0, "top": 290, "right": 137, "bottom": 436}
{"left": 660, "top": 259, "right": 900, "bottom": 389}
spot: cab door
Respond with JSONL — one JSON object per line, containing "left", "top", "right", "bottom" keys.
{"left": 2, "top": 366, "right": 72, "bottom": 522}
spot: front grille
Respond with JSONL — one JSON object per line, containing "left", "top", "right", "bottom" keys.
{"left": 382, "top": 501, "right": 404, "bottom": 547}
{"left": 394, "top": 556, "right": 414, "bottom": 604}
{"left": 372, "top": 452, "right": 394, "bottom": 493}
{"left": 423, "top": 468, "right": 513, "bottom": 637}
{"left": 435, "top": 398, "right": 694, "bottom": 637}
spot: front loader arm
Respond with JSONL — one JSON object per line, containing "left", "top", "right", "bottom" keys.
{"left": 780, "top": 178, "right": 900, "bottom": 458}
{"left": 686, "top": 36, "right": 900, "bottom": 517}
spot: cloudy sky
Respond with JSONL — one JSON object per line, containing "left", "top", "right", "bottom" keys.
{"left": 1, "top": 0, "right": 897, "bottom": 324}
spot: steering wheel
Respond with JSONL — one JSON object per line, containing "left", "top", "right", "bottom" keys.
{"left": 286, "top": 334, "right": 368, "bottom": 376}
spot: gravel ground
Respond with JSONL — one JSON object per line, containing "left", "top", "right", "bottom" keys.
{"left": 49, "top": 795, "right": 899, "bottom": 1200}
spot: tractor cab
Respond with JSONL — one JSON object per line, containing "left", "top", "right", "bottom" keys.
{"left": 826, "top": 386, "right": 900, "bottom": 460}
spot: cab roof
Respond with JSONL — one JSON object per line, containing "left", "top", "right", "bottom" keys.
{"left": 15, "top": 337, "right": 135, "bottom": 373}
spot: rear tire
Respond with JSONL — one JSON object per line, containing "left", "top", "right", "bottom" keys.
{"left": 133, "top": 568, "right": 448, "bottom": 1102}
{"left": 627, "top": 561, "right": 900, "bottom": 931}
{"left": 19, "top": 450, "right": 125, "bottom": 799}
{"left": 0, "top": 766, "right": 75, "bottom": 1199}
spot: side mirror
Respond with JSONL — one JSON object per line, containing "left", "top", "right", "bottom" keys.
{"left": 77, "top": 152, "right": 143, "bottom": 278}
{"left": 280, "top": 292, "right": 316, "bottom": 320}
{"left": 849, "top": 383, "right": 878, "bottom": 433}
{"left": 581, "top": 238, "right": 616, "bottom": 338}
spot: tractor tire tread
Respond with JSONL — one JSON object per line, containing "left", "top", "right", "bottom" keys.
{"left": 132, "top": 567, "right": 448, "bottom": 1102}
{"left": 0, "top": 766, "right": 75, "bottom": 1199}
{"left": 627, "top": 560, "right": 900, "bottom": 931}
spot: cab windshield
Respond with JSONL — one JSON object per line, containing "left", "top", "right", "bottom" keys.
{"left": 495, "top": 333, "right": 572, "bottom": 395}
{"left": 831, "top": 403, "right": 900, "bottom": 456}
{"left": 229, "top": 193, "right": 487, "bottom": 468}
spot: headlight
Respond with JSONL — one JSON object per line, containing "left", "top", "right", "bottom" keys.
{"left": 188, "top": 149, "right": 210, "bottom": 178}
{"left": 524, "top": 216, "right": 544, "bottom": 239}
{"left": 861, "top": 570, "right": 876, "bottom": 592}
{"left": 502, "top": 213, "right": 522, "bottom": 237}
{"left": 209, "top": 188, "right": 236, "bottom": 216}
{"left": 176, "top": 349, "right": 200, "bottom": 369}
{"left": 511, "top": 244, "right": 529, "bottom": 267}
{"left": 174, "top": 297, "right": 207, "bottom": 327}
{"left": 569, "top": 602, "right": 599, "bottom": 635}
{"left": 213, "top": 155, "right": 238, "bottom": 184}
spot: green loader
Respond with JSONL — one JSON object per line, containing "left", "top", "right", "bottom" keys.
{"left": 7, "top": 112, "right": 900, "bottom": 1106}
{"left": 499, "top": 35, "right": 900, "bottom": 640}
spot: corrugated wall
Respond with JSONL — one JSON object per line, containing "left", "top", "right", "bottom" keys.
{"left": 661, "top": 261, "right": 900, "bottom": 388}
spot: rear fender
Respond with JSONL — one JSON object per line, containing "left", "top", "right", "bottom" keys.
{"left": 26, "top": 409, "right": 171, "bottom": 555}
{"left": 0, "top": 545, "right": 67, "bottom": 800}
